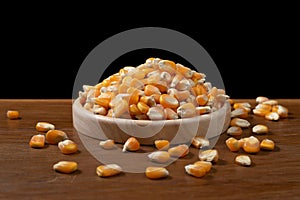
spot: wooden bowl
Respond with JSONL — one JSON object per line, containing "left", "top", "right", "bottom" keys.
{"left": 72, "top": 98, "right": 231, "bottom": 146}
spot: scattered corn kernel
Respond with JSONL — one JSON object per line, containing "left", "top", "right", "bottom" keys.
{"left": 256, "top": 96, "right": 269, "bottom": 104}
{"left": 235, "top": 155, "right": 251, "bottom": 166}
{"left": 35, "top": 122, "right": 55, "bottom": 132}
{"left": 231, "top": 108, "right": 248, "bottom": 118}
{"left": 145, "top": 166, "right": 169, "bottom": 179}
{"left": 96, "top": 164, "right": 122, "bottom": 177}
{"left": 6, "top": 110, "right": 19, "bottom": 120}
{"left": 193, "top": 161, "right": 212, "bottom": 173}
{"left": 122, "top": 137, "right": 140, "bottom": 152}
{"left": 272, "top": 105, "right": 288, "bottom": 118}
{"left": 262, "top": 99, "right": 278, "bottom": 106}
{"left": 185, "top": 164, "right": 207, "bottom": 178}
{"left": 99, "top": 139, "right": 116, "bottom": 150}
{"left": 198, "top": 149, "right": 219, "bottom": 163}
{"left": 58, "top": 139, "right": 78, "bottom": 154}
{"left": 45, "top": 129, "right": 68, "bottom": 145}
{"left": 243, "top": 136, "right": 260, "bottom": 154}
{"left": 265, "top": 112, "right": 280, "bottom": 121}
{"left": 148, "top": 151, "right": 170, "bottom": 163}
{"left": 226, "top": 126, "right": 243, "bottom": 136}
{"left": 230, "top": 118, "right": 250, "bottom": 128}
{"left": 53, "top": 161, "right": 78, "bottom": 174}
{"left": 191, "top": 136, "right": 210, "bottom": 149}
{"left": 225, "top": 137, "right": 241, "bottom": 152}
{"left": 252, "top": 124, "right": 269, "bottom": 134}
{"left": 154, "top": 139, "right": 170, "bottom": 150}
{"left": 260, "top": 138, "right": 275, "bottom": 150}
{"left": 168, "top": 144, "right": 189, "bottom": 158}
{"left": 29, "top": 134, "right": 45, "bottom": 148}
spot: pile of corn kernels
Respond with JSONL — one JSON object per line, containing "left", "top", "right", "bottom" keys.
{"left": 79, "top": 57, "right": 228, "bottom": 120}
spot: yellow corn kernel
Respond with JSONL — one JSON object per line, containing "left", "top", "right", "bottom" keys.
{"left": 260, "top": 139, "right": 275, "bottom": 150}
{"left": 196, "top": 94, "right": 209, "bottom": 106}
{"left": 233, "top": 102, "right": 251, "bottom": 112}
{"left": 177, "top": 103, "right": 196, "bottom": 118}
{"left": 151, "top": 81, "right": 168, "bottom": 93}
{"left": 231, "top": 108, "right": 249, "bottom": 118}
{"left": 191, "top": 71, "right": 205, "bottom": 81}
{"left": 168, "top": 144, "right": 189, "bottom": 158}
{"left": 265, "top": 112, "right": 280, "bottom": 121}
{"left": 193, "top": 161, "right": 212, "bottom": 173}
{"left": 131, "top": 69, "right": 146, "bottom": 80}
{"left": 130, "top": 78, "right": 144, "bottom": 90}
{"left": 195, "top": 106, "right": 211, "bottom": 115}
{"left": 255, "top": 103, "right": 272, "bottom": 111}
{"left": 227, "top": 98, "right": 234, "bottom": 105}
{"left": 198, "top": 149, "right": 219, "bottom": 163}
{"left": 164, "top": 107, "right": 179, "bottom": 120}
{"left": 58, "top": 139, "right": 78, "bottom": 154}
{"left": 256, "top": 96, "right": 269, "bottom": 104}
{"left": 129, "top": 104, "right": 142, "bottom": 116}
{"left": 185, "top": 164, "right": 207, "bottom": 178}
{"left": 230, "top": 118, "right": 251, "bottom": 128}
{"left": 35, "top": 122, "right": 55, "bottom": 132}
{"left": 118, "top": 84, "right": 129, "bottom": 94}
{"left": 53, "top": 161, "right": 78, "bottom": 174}
{"left": 192, "top": 84, "right": 208, "bottom": 96}
{"left": 6, "top": 110, "right": 20, "bottom": 120}
{"left": 262, "top": 99, "right": 278, "bottom": 106}
{"left": 129, "top": 90, "right": 140, "bottom": 105}
{"left": 29, "top": 134, "right": 45, "bottom": 148}
{"left": 235, "top": 155, "right": 251, "bottom": 166}
{"left": 151, "top": 93, "right": 161, "bottom": 104}
{"left": 191, "top": 136, "right": 210, "bottom": 149}
{"left": 147, "top": 106, "right": 165, "bottom": 120}
{"left": 176, "top": 63, "right": 193, "bottom": 78}
{"left": 158, "top": 59, "right": 177, "bottom": 74}
{"left": 252, "top": 108, "right": 270, "bottom": 117}
{"left": 140, "top": 95, "right": 156, "bottom": 107}
{"left": 160, "top": 94, "right": 179, "bottom": 109}
{"left": 252, "top": 124, "right": 269, "bottom": 134}
{"left": 93, "top": 106, "right": 107, "bottom": 115}
{"left": 96, "top": 164, "right": 122, "bottom": 177}
{"left": 175, "top": 78, "right": 192, "bottom": 91}
{"left": 46, "top": 130, "right": 68, "bottom": 145}
{"left": 145, "top": 166, "right": 169, "bottom": 179}
{"left": 99, "top": 139, "right": 116, "bottom": 150}
{"left": 226, "top": 126, "right": 243, "bottom": 136}
{"left": 148, "top": 151, "right": 170, "bottom": 163}
{"left": 154, "top": 139, "right": 170, "bottom": 150}
{"left": 122, "top": 137, "right": 140, "bottom": 152}
{"left": 137, "top": 101, "right": 150, "bottom": 114}
{"left": 243, "top": 136, "right": 260, "bottom": 154}
{"left": 225, "top": 137, "right": 241, "bottom": 152}
{"left": 112, "top": 99, "right": 129, "bottom": 118}
{"left": 272, "top": 105, "right": 288, "bottom": 118}
{"left": 94, "top": 92, "right": 114, "bottom": 109}
{"left": 144, "top": 84, "right": 161, "bottom": 96}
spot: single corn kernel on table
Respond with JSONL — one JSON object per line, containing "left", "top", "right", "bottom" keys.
{"left": 0, "top": 99, "right": 300, "bottom": 200}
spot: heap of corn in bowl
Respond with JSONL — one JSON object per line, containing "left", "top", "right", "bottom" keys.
{"left": 79, "top": 58, "right": 229, "bottom": 121}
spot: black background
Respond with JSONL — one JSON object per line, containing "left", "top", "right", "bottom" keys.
{"left": 1, "top": 7, "right": 298, "bottom": 99}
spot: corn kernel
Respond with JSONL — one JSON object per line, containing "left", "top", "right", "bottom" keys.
{"left": 122, "top": 137, "right": 140, "bottom": 152}
{"left": 230, "top": 118, "right": 250, "bottom": 128}
{"left": 58, "top": 139, "right": 78, "bottom": 154}
{"left": 265, "top": 112, "right": 280, "bottom": 121}
{"left": 262, "top": 99, "right": 278, "bottom": 106}
{"left": 196, "top": 94, "right": 209, "bottom": 106}
{"left": 226, "top": 126, "right": 243, "bottom": 136}
{"left": 35, "top": 122, "right": 55, "bottom": 132}
{"left": 144, "top": 85, "right": 161, "bottom": 96}
{"left": 252, "top": 124, "right": 269, "bottom": 134}
{"left": 148, "top": 151, "right": 170, "bottom": 163}
{"left": 272, "top": 105, "right": 288, "bottom": 118}
{"left": 29, "top": 134, "right": 45, "bottom": 148}
{"left": 154, "top": 139, "right": 170, "bottom": 150}
{"left": 256, "top": 96, "right": 269, "bottom": 104}
{"left": 147, "top": 106, "right": 165, "bottom": 120}
{"left": 53, "top": 161, "right": 78, "bottom": 174}
{"left": 145, "top": 166, "right": 169, "bottom": 179}
{"left": 177, "top": 103, "right": 196, "bottom": 118}
{"left": 191, "top": 136, "right": 210, "bottom": 149}
{"left": 99, "top": 139, "right": 116, "bottom": 150}
{"left": 243, "top": 136, "right": 260, "bottom": 154}
{"left": 185, "top": 164, "right": 207, "bottom": 178}
{"left": 6, "top": 110, "right": 20, "bottom": 120}
{"left": 225, "top": 137, "right": 241, "bottom": 152}
{"left": 235, "top": 155, "right": 251, "bottom": 166}
{"left": 96, "top": 164, "right": 122, "bottom": 177}
{"left": 168, "top": 144, "right": 189, "bottom": 158}
{"left": 46, "top": 130, "right": 68, "bottom": 145}
{"left": 198, "top": 149, "right": 219, "bottom": 163}
{"left": 260, "top": 138, "right": 275, "bottom": 150}
{"left": 164, "top": 108, "right": 179, "bottom": 120}
{"left": 193, "top": 161, "right": 212, "bottom": 173}
{"left": 160, "top": 94, "right": 179, "bottom": 109}
{"left": 231, "top": 108, "right": 248, "bottom": 118}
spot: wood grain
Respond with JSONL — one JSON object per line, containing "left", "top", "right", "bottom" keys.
{"left": 0, "top": 99, "right": 300, "bottom": 200}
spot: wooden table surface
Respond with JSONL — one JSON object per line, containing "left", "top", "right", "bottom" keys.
{"left": 1, "top": 99, "right": 300, "bottom": 200}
